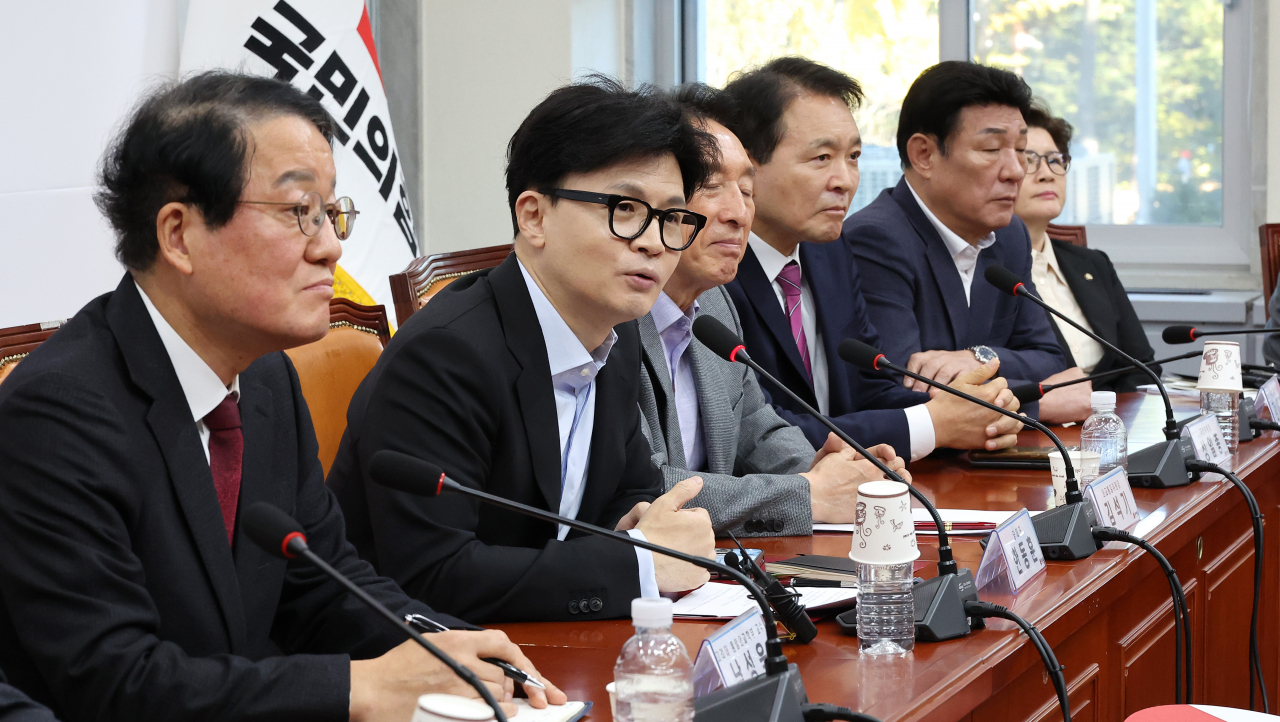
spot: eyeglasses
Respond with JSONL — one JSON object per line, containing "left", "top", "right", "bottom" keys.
{"left": 538, "top": 188, "right": 707, "bottom": 252}
{"left": 1023, "top": 150, "right": 1072, "bottom": 176}
{"left": 239, "top": 191, "right": 359, "bottom": 240}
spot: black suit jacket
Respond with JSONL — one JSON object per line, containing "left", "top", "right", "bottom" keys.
{"left": 1043, "top": 240, "right": 1159, "bottom": 392}
{"left": 0, "top": 276, "right": 451, "bottom": 722}
{"left": 0, "top": 672, "right": 55, "bottom": 722}
{"left": 725, "top": 241, "right": 931, "bottom": 453}
{"left": 843, "top": 178, "right": 1066, "bottom": 388}
{"left": 329, "top": 254, "right": 662, "bottom": 624}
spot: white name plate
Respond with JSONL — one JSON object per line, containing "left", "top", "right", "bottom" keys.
{"left": 1256, "top": 374, "right": 1280, "bottom": 420}
{"left": 691, "top": 606, "right": 768, "bottom": 696}
{"left": 1182, "top": 413, "right": 1232, "bottom": 469}
{"left": 1084, "top": 467, "right": 1140, "bottom": 531}
{"left": 975, "top": 509, "right": 1046, "bottom": 594}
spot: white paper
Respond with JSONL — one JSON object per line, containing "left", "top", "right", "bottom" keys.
{"left": 672, "top": 583, "right": 857, "bottom": 618}
{"left": 703, "top": 607, "right": 769, "bottom": 687}
{"left": 1084, "top": 468, "right": 1141, "bottom": 531}
{"left": 504, "top": 699, "right": 588, "bottom": 722}
{"left": 1138, "top": 382, "right": 1202, "bottom": 399}
{"left": 815, "top": 508, "right": 1035, "bottom": 535}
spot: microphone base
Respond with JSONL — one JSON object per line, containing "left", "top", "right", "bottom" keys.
{"left": 694, "top": 664, "right": 808, "bottom": 722}
{"left": 1128, "top": 438, "right": 1199, "bottom": 489}
{"left": 1239, "top": 398, "right": 1262, "bottom": 442}
{"left": 913, "top": 568, "right": 985, "bottom": 641}
{"left": 1033, "top": 501, "right": 1103, "bottom": 561}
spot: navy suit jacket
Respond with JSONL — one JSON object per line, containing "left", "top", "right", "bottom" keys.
{"left": 725, "top": 241, "right": 931, "bottom": 455}
{"left": 842, "top": 177, "right": 1066, "bottom": 387}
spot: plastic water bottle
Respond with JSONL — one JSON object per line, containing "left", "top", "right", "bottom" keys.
{"left": 1081, "top": 390, "right": 1128, "bottom": 481}
{"left": 856, "top": 561, "right": 915, "bottom": 655}
{"left": 1200, "top": 390, "right": 1241, "bottom": 453}
{"left": 613, "top": 598, "right": 694, "bottom": 722}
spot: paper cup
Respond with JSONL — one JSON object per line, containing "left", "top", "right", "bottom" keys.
{"left": 606, "top": 682, "right": 617, "bottom": 717}
{"left": 849, "top": 480, "right": 920, "bottom": 564}
{"left": 1197, "top": 340, "right": 1243, "bottom": 392}
{"left": 1047, "top": 449, "right": 1101, "bottom": 506}
{"left": 411, "top": 694, "right": 495, "bottom": 722}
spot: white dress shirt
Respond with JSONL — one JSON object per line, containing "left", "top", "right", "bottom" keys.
{"left": 906, "top": 181, "right": 996, "bottom": 305}
{"left": 518, "top": 262, "right": 658, "bottom": 598}
{"left": 136, "top": 282, "right": 240, "bottom": 463}
{"left": 748, "top": 235, "right": 936, "bottom": 461}
{"left": 651, "top": 292, "right": 705, "bottom": 471}
{"left": 1031, "top": 241, "right": 1104, "bottom": 373}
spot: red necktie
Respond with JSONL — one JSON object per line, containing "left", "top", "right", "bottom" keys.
{"left": 205, "top": 394, "right": 242, "bottom": 546}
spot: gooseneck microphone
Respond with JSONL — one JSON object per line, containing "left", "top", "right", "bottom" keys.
{"left": 838, "top": 339, "right": 1101, "bottom": 561}
{"left": 692, "top": 316, "right": 984, "bottom": 643}
{"left": 985, "top": 265, "right": 1198, "bottom": 489}
{"left": 1009, "top": 350, "right": 1201, "bottom": 404}
{"left": 1162, "top": 325, "right": 1280, "bottom": 345}
{"left": 240, "top": 503, "right": 510, "bottom": 722}
{"left": 367, "top": 451, "right": 835, "bottom": 722}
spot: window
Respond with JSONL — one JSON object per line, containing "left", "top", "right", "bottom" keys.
{"left": 692, "top": 0, "right": 1257, "bottom": 285}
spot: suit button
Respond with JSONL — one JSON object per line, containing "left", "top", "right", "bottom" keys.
{"left": 580, "top": 599, "right": 591, "bottom": 613}
{"left": 568, "top": 600, "right": 580, "bottom": 614}
{"left": 590, "top": 597, "right": 603, "bottom": 612}
{"left": 770, "top": 519, "right": 784, "bottom": 533}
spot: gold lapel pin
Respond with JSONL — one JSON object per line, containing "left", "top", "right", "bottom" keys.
{"left": 1084, "top": 273, "right": 1094, "bottom": 280}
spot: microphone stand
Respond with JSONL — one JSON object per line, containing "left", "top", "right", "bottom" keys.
{"left": 840, "top": 342, "right": 1102, "bottom": 561}
{"left": 987, "top": 266, "right": 1198, "bottom": 489}
{"left": 1010, "top": 350, "right": 1202, "bottom": 404}
{"left": 368, "top": 451, "right": 822, "bottom": 722}
{"left": 689, "top": 316, "right": 983, "bottom": 642}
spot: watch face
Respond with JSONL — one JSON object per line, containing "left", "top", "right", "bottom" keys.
{"left": 973, "top": 346, "right": 998, "bottom": 364}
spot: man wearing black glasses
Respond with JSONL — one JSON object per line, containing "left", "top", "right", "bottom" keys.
{"left": 0, "top": 72, "right": 562, "bottom": 722}
{"left": 329, "top": 77, "right": 719, "bottom": 623}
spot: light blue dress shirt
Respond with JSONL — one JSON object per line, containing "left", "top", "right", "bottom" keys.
{"left": 650, "top": 292, "right": 706, "bottom": 471}
{"left": 518, "top": 261, "right": 659, "bottom": 598}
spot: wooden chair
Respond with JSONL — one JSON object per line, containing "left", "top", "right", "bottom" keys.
{"left": 284, "top": 298, "right": 390, "bottom": 476}
{"left": 388, "top": 244, "right": 514, "bottom": 326}
{"left": 0, "top": 319, "right": 67, "bottom": 385}
{"left": 1260, "top": 224, "right": 1280, "bottom": 320}
{"left": 1046, "top": 224, "right": 1088, "bottom": 248}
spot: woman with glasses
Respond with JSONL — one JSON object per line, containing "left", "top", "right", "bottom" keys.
{"left": 1014, "top": 102, "right": 1158, "bottom": 421}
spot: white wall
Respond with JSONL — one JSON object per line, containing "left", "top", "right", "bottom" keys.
{"left": 0, "top": 0, "right": 183, "bottom": 328}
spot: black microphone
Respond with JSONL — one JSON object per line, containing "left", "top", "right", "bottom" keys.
{"left": 985, "top": 265, "right": 1197, "bottom": 490}
{"left": 692, "top": 316, "right": 983, "bottom": 643}
{"left": 1162, "top": 325, "right": 1280, "bottom": 345}
{"left": 240, "top": 503, "right": 510, "bottom": 722}
{"left": 838, "top": 338, "right": 1101, "bottom": 561}
{"left": 367, "top": 451, "right": 817, "bottom": 722}
{"left": 1009, "top": 350, "right": 1200, "bottom": 404}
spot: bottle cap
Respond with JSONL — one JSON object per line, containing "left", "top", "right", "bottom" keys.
{"left": 1090, "top": 390, "right": 1117, "bottom": 409}
{"left": 631, "top": 597, "right": 674, "bottom": 627}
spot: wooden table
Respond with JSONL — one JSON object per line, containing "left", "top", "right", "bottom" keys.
{"left": 494, "top": 393, "right": 1280, "bottom": 721}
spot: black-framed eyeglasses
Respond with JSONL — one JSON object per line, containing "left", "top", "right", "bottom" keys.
{"left": 1023, "top": 150, "right": 1072, "bottom": 176}
{"left": 538, "top": 188, "right": 707, "bottom": 251}
{"left": 240, "top": 191, "right": 360, "bottom": 240}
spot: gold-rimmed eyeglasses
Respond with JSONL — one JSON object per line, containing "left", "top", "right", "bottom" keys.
{"left": 240, "top": 191, "right": 359, "bottom": 240}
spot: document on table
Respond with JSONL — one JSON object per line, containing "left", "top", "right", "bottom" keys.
{"left": 507, "top": 699, "right": 591, "bottom": 722}
{"left": 673, "top": 582, "right": 857, "bottom": 618}
{"left": 814, "top": 508, "right": 1031, "bottom": 535}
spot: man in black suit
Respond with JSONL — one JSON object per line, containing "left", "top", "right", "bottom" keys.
{"left": 718, "top": 57, "right": 1023, "bottom": 459}
{"left": 328, "top": 78, "right": 717, "bottom": 624}
{"left": 0, "top": 672, "right": 56, "bottom": 722}
{"left": 0, "top": 72, "right": 560, "bottom": 722}
{"left": 843, "top": 62, "right": 1066, "bottom": 402}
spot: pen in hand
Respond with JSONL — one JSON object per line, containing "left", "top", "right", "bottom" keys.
{"left": 404, "top": 614, "right": 547, "bottom": 690}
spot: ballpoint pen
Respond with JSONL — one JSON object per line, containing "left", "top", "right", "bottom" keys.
{"left": 404, "top": 613, "right": 547, "bottom": 690}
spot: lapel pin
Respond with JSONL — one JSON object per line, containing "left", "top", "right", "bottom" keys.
{"left": 1084, "top": 273, "right": 1094, "bottom": 280}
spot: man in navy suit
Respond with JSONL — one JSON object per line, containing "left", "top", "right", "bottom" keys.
{"left": 843, "top": 62, "right": 1066, "bottom": 400}
{"left": 720, "top": 57, "right": 1022, "bottom": 461}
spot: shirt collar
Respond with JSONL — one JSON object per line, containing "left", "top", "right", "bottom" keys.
{"left": 748, "top": 232, "right": 801, "bottom": 282}
{"left": 135, "top": 281, "right": 240, "bottom": 424}
{"left": 905, "top": 179, "right": 998, "bottom": 258}
{"left": 518, "top": 259, "right": 617, "bottom": 389}
{"left": 1032, "top": 238, "right": 1064, "bottom": 278}
{"left": 650, "top": 292, "right": 698, "bottom": 336}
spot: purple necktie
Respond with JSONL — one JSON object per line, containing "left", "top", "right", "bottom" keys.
{"left": 205, "top": 394, "right": 243, "bottom": 546}
{"left": 777, "top": 261, "right": 812, "bottom": 379}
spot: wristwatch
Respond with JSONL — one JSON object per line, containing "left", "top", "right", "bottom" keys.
{"left": 970, "top": 345, "right": 999, "bottom": 364}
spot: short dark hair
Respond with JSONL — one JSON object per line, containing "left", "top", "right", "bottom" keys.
{"left": 505, "top": 75, "right": 718, "bottom": 236}
{"left": 720, "top": 57, "right": 864, "bottom": 165}
{"left": 96, "top": 71, "right": 338, "bottom": 272}
{"left": 1024, "top": 100, "right": 1074, "bottom": 156}
{"left": 896, "top": 61, "right": 1033, "bottom": 168}
{"left": 671, "top": 82, "right": 740, "bottom": 132}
